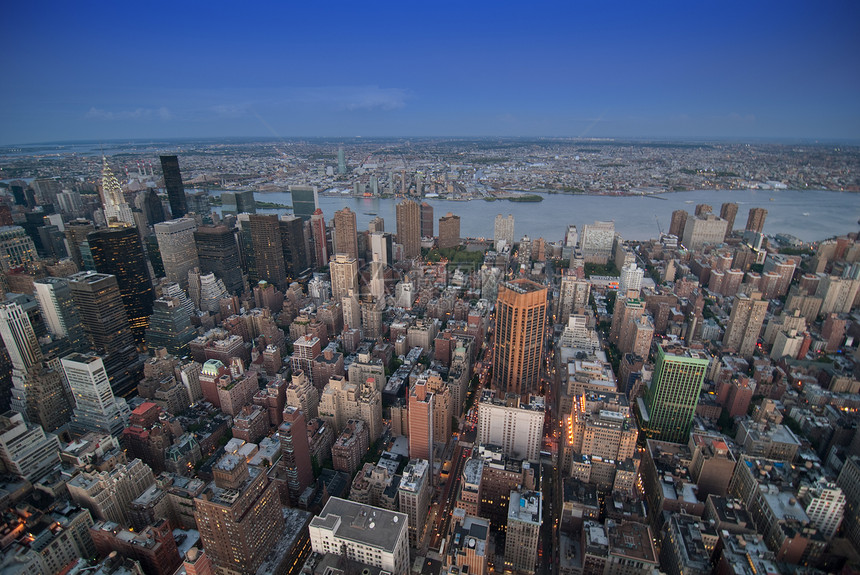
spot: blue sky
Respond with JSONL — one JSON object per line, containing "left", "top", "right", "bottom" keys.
{"left": 2, "top": 1, "right": 859, "bottom": 143}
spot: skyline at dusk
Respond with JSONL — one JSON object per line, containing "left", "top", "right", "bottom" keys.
{"left": 3, "top": 1, "right": 860, "bottom": 144}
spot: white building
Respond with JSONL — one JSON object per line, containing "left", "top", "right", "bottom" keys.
{"left": 494, "top": 214, "right": 515, "bottom": 249}
{"left": 61, "top": 353, "right": 131, "bottom": 437}
{"left": 619, "top": 263, "right": 645, "bottom": 297}
{"left": 309, "top": 497, "right": 410, "bottom": 575}
{"left": 155, "top": 218, "right": 199, "bottom": 290}
{"left": 0, "top": 411, "right": 61, "bottom": 481}
{"left": 477, "top": 391, "right": 545, "bottom": 463}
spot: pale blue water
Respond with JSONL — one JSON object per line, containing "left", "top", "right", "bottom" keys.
{"left": 208, "top": 188, "right": 860, "bottom": 243}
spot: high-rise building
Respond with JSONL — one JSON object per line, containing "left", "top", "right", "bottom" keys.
{"left": 143, "top": 188, "right": 167, "bottom": 225}
{"left": 722, "top": 291, "right": 768, "bottom": 359}
{"left": 194, "top": 454, "right": 283, "bottom": 574}
{"left": 333, "top": 207, "right": 358, "bottom": 260}
{"left": 337, "top": 147, "right": 347, "bottom": 175}
{"left": 159, "top": 155, "right": 187, "bottom": 218}
{"left": 638, "top": 342, "right": 710, "bottom": 443}
{"left": 64, "top": 219, "right": 95, "bottom": 268}
{"left": 220, "top": 190, "right": 256, "bottom": 215}
{"left": 668, "top": 210, "right": 688, "bottom": 239}
{"left": 0, "top": 225, "right": 37, "bottom": 271}
{"left": 504, "top": 490, "right": 542, "bottom": 574}
{"left": 492, "top": 279, "right": 547, "bottom": 397}
{"left": 720, "top": 202, "right": 739, "bottom": 235}
{"left": 309, "top": 498, "right": 410, "bottom": 575}
{"left": 368, "top": 216, "right": 384, "bottom": 234}
{"left": 408, "top": 378, "right": 434, "bottom": 461}
{"left": 396, "top": 199, "right": 421, "bottom": 259}
{"left": 145, "top": 297, "right": 196, "bottom": 357}
{"left": 494, "top": 214, "right": 515, "bottom": 248}
{"left": 476, "top": 391, "right": 545, "bottom": 463}
{"left": 68, "top": 271, "right": 143, "bottom": 398}
{"left": 248, "top": 214, "right": 287, "bottom": 287}
{"left": 100, "top": 158, "right": 135, "bottom": 227}
{"left": 67, "top": 458, "right": 155, "bottom": 525}
{"left": 33, "top": 277, "right": 88, "bottom": 351}
{"left": 154, "top": 218, "right": 199, "bottom": 290}
{"left": 438, "top": 212, "right": 461, "bottom": 249}
{"left": 193, "top": 225, "right": 244, "bottom": 294}
{"left": 746, "top": 207, "right": 767, "bottom": 233}
{"left": 290, "top": 185, "right": 319, "bottom": 221}
{"left": 581, "top": 221, "right": 615, "bottom": 264}
{"left": 329, "top": 253, "right": 359, "bottom": 304}
{"left": 420, "top": 202, "right": 434, "bottom": 238}
{"left": 682, "top": 213, "right": 729, "bottom": 250}
{"left": 278, "top": 406, "right": 314, "bottom": 504}
{"left": 0, "top": 411, "right": 61, "bottom": 481}
{"left": 279, "top": 215, "right": 309, "bottom": 278}
{"left": 398, "top": 458, "right": 432, "bottom": 547}
{"left": 87, "top": 226, "right": 155, "bottom": 342}
{"left": 310, "top": 208, "right": 329, "bottom": 267}
{"left": 61, "top": 353, "right": 131, "bottom": 437}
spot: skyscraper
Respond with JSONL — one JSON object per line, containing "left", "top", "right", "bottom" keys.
{"left": 337, "top": 147, "right": 346, "bottom": 175}
{"left": 0, "top": 225, "right": 37, "bottom": 271}
{"left": 143, "top": 188, "right": 166, "bottom": 225}
{"left": 279, "top": 215, "right": 308, "bottom": 278}
{"left": 68, "top": 271, "right": 142, "bottom": 398}
{"left": 248, "top": 214, "right": 287, "bottom": 287}
{"left": 668, "top": 210, "right": 688, "bottom": 239}
{"left": 722, "top": 291, "right": 768, "bottom": 359}
{"left": 407, "top": 378, "right": 434, "bottom": 461}
{"left": 194, "top": 454, "right": 283, "bottom": 574}
{"left": 87, "top": 227, "right": 155, "bottom": 342}
{"left": 220, "top": 190, "right": 256, "bottom": 215}
{"left": 159, "top": 155, "right": 187, "bottom": 218}
{"left": 33, "top": 277, "right": 88, "bottom": 352}
{"left": 290, "top": 185, "right": 318, "bottom": 221}
{"left": 64, "top": 219, "right": 95, "bottom": 268}
{"left": 310, "top": 208, "right": 328, "bottom": 266}
{"left": 145, "top": 297, "right": 196, "bottom": 357}
{"left": 438, "top": 212, "right": 461, "bottom": 249}
{"left": 720, "top": 202, "right": 739, "bottom": 235}
{"left": 100, "top": 158, "right": 135, "bottom": 227}
{"left": 154, "top": 218, "right": 199, "bottom": 290}
{"left": 420, "top": 202, "right": 434, "bottom": 238}
{"left": 639, "top": 342, "right": 709, "bottom": 443}
{"left": 505, "top": 490, "right": 542, "bottom": 574}
{"left": 396, "top": 199, "right": 421, "bottom": 259}
{"left": 333, "top": 206, "right": 358, "bottom": 260}
{"left": 494, "top": 214, "right": 515, "bottom": 247}
{"left": 745, "top": 207, "right": 767, "bottom": 234}
{"left": 330, "top": 253, "right": 359, "bottom": 303}
{"left": 61, "top": 353, "right": 131, "bottom": 437}
{"left": 492, "top": 279, "right": 547, "bottom": 397}
{"left": 193, "top": 225, "right": 244, "bottom": 294}
{"left": 278, "top": 406, "right": 314, "bottom": 504}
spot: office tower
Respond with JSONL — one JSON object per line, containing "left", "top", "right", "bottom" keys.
{"left": 194, "top": 454, "right": 283, "bottom": 574}
{"left": 370, "top": 232, "right": 393, "bottom": 266}
{"left": 220, "top": 190, "right": 256, "bottom": 215}
{"left": 492, "top": 279, "right": 547, "bottom": 397}
{"left": 720, "top": 202, "right": 739, "bottom": 235}
{"left": 68, "top": 271, "right": 142, "bottom": 398}
{"left": 420, "top": 202, "right": 434, "bottom": 238}
{"left": 145, "top": 297, "right": 196, "bottom": 356}
{"left": 309, "top": 498, "right": 410, "bottom": 575}
{"left": 247, "top": 214, "right": 287, "bottom": 287}
{"left": 143, "top": 188, "right": 166, "bottom": 225}
{"left": 398, "top": 459, "right": 432, "bottom": 547}
{"left": 0, "top": 411, "right": 61, "bottom": 481}
{"left": 290, "top": 185, "right": 318, "bottom": 221}
{"left": 722, "top": 291, "right": 768, "bottom": 359}
{"left": 87, "top": 227, "right": 155, "bottom": 342}
{"left": 65, "top": 219, "right": 95, "bottom": 268}
{"left": 396, "top": 199, "right": 421, "bottom": 259}
{"left": 279, "top": 215, "right": 309, "bottom": 278}
{"left": 33, "top": 277, "right": 88, "bottom": 351}
{"left": 408, "top": 378, "right": 435, "bottom": 461}
{"left": 746, "top": 207, "right": 767, "bottom": 233}
{"left": 838, "top": 457, "right": 860, "bottom": 551}
{"left": 310, "top": 208, "right": 328, "bottom": 266}
{"left": 278, "top": 406, "right": 314, "bottom": 504}
{"left": 62, "top": 353, "right": 131, "bottom": 437}
{"left": 0, "top": 225, "right": 37, "bottom": 271}
{"left": 1, "top": 300, "right": 73, "bottom": 432}
{"left": 330, "top": 253, "right": 359, "bottom": 303}
{"left": 477, "top": 391, "right": 545, "bottom": 463}
{"left": 668, "top": 209, "right": 688, "bottom": 239}
{"left": 580, "top": 220, "right": 615, "bottom": 264}
{"left": 639, "top": 342, "right": 709, "bottom": 443}
{"left": 193, "top": 225, "right": 243, "bottom": 294}
{"left": 504, "top": 490, "right": 542, "bottom": 574}
{"left": 154, "top": 218, "right": 199, "bottom": 290}
{"left": 609, "top": 294, "right": 645, "bottom": 346}
{"left": 285, "top": 370, "right": 319, "bottom": 419}
{"left": 337, "top": 146, "right": 347, "bottom": 175}
{"left": 333, "top": 206, "right": 358, "bottom": 260}
{"left": 101, "top": 158, "right": 135, "bottom": 227}
{"left": 556, "top": 271, "right": 590, "bottom": 321}
{"left": 494, "top": 214, "right": 515, "bottom": 247}
{"left": 438, "top": 212, "right": 461, "bottom": 249}
{"left": 368, "top": 216, "right": 384, "bottom": 234}
{"left": 682, "top": 212, "right": 729, "bottom": 250}
{"left": 67, "top": 458, "right": 155, "bottom": 525}
{"left": 159, "top": 155, "right": 187, "bottom": 218}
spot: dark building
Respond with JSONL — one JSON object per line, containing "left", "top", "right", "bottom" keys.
{"left": 746, "top": 207, "right": 767, "bottom": 234}
{"left": 279, "top": 406, "right": 314, "bottom": 505}
{"left": 145, "top": 297, "right": 196, "bottom": 357}
{"left": 279, "top": 215, "right": 309, "bottom": 278}
{"left": 38, "top": 225, "right": 68, "bottom": 260}
{"left": 68, "top": 271, "right": 143, "bottom": 397}
{"left": 160, "top": 155, "right": 187, "bottom": 218}
{"left": 420, "top": 202, "right": 434, "bottom": 238}
{"left": 87, "top": 226, "right": 155, "bottom": 343}
{"left": 249, "top": 214, "right": 287, "bottom": 287}
{"left": 720, "top": 202, "right": 738, "bottom": 235}
{"left": 194, "top": 225, "right": 244, "bottom": 294}
{"left": 65, "top": 219, "right": 95, "bottom": 269}
{"left": 290, "top": 185, "right": 318, "bottom": 221}
{"left": 221, "top": 190, "right": 256, "bottom": 215}
{"left": 144, "top": 188, "right": 166, "bottom": 225}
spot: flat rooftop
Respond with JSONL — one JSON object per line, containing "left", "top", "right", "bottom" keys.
{"left": 310, "top": 497, "right": 407, "bottom": 552}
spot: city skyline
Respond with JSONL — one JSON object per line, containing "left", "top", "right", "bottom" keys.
{"left": 3, "top": 2, "right": 860, "bottom": 144}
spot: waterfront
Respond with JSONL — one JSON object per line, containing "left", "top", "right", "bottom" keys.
{"left": 208, "top": 188, "right": 860, "bottom": 243}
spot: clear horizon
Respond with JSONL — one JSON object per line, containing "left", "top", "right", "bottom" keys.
{"left": 3, "top": 1, "right": 859, "bottom": 145}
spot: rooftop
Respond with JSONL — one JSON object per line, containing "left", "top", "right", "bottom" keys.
{"left": 309, "top": 497, "right": 407, "bottom": 552}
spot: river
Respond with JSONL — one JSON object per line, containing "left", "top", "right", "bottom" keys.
{"left": 207, "top": 188, "right": 860, "bottom": 243}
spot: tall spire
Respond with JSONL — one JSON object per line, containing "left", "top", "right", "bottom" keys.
{"left": 101, "top": 157, "right": 135, "bottom": 227}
